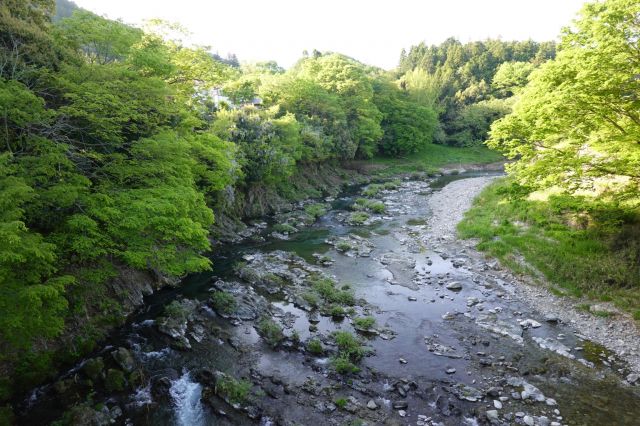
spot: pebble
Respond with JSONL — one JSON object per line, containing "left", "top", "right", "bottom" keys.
{"left": 546, "top": 398, "right": 557, "bottom": 406}
{"left": 493, "top": 400, "right": 502, "bottom": 409}
{"left": 486, "top": 387, "right": 500, "bottom": 397}
{"left": 393, "top": 400, "right": 408, "bottom": 409}
{"left": 486, "top": 410, "right": 499, "bottom": 421}
{"left": 538, "top": 416, "right": 551, "bottom": 426}
{"left": 398, "top": 409, "right": 407, "bottom": 417}
{"left": 445, "top": 368, "right": 456, "bottom": 374}
{"left": 626, "top": 373, "right": 639, "bottom": 383}
{"left": 446, "top": 281, "right": 462, "bottom": 291}
{"left": 408, "top": 296, "right": 417, "bottom": 301}
{"left": 398, "top": 358, "right": 407, "bottom": 364}
{"left": 523, "top": 415, "right": 534, "bottom": 426}
{"left": 519, "top": 319, "right": 542, "bottom": 328}
{"left": 367, "top": 400, "right": 378, "bottom": 410}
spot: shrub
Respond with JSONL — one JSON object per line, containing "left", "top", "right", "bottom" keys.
{"left": 353, "top": 316, "right": 375, "bottom": 330}
{"left": 336, "top": 241, "right": 352, "bottom": 252}
{"left": 210, "top": 291, "right": 236, "bottom": 315}
{"left": 305, "top": 203, "right": 328, "bottom": 219}
{"left": 368, "top": 201, "right": 386, "bottom": 214}
{"left": 163, "top": 300, "right": 188, "bottom": 321}
{"left": 335, "top": 397, "right": 348, "bottom": 409}
{"left": 333, "top": 331, "right": 366, "bottom": 362}
{"left": 301, "top": 291, "right": 320, "bottom": 308}
{"left": 105, "top": 369, "right": 126, "bottom": 392}
{"left": 348, "top": 212, "right": 370, "bottom": 225}
{"left": 216, "top": 376, "right": 252, "bottom": 404}
{"left": 382, "top": 179, "right": 401, "bottom": 190}
{"left": 329, "top": 305, "right": 346, "bottom": 318}
{"left": 273, "top": 223, "right": 297, "bottom": 234}
{"left": 331, "top": 356, "right": 360, "bottom": 374}
{"left": 307, "top": 338, "right": 324, "bottom": 354}
{"left": 362, "top": 184, "right": 382, "bottom": 197}
{"left": 256, "top": 318, "right": 284, "bottom": 347}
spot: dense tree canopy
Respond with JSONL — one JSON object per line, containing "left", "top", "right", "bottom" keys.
{"left": 0, "top": 0, "right": 445, "bottom": 399}
{"left": 398, "top": 38, "right": 555, "bottom": 146}
{"left": 488, "top": 0, "right": 640, "bottom": 206}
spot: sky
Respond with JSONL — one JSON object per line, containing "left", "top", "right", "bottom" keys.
{"left": 72, "top": 0, "right": 589, "bottom": 70}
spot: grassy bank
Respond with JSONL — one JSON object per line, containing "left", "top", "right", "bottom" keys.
{"left": 359, "top": 144, "right": 504, "bottom": 177}
{"left": 458, "top": 178, "right": 640, "bottom": 320}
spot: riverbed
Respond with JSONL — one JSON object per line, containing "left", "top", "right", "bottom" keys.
{"left": 18, "top": 172, "right": 640, "bottom": 426}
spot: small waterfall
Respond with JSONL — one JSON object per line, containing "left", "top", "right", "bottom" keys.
{"left": 170, "top": 371, "right": 205, "bottom": 426}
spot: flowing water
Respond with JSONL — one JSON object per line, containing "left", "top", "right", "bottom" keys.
{"left": 17, "top": 172, "right": 640, "bottom": 425}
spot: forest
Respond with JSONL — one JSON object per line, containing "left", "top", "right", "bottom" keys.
{"left": 0, "top": 0, "right": 638, "bottom": 421}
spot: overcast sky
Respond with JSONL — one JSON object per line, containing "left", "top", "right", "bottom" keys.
{"left": 73, "top": 0, "right": 589, "bottom": 69}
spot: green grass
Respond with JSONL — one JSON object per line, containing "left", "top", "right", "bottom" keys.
{"left": 353, "top": 316, "right": 376, "bottom": 330}
{"left": 334, "top": 397, "right": 348, "bottom": 409}
{"left": 364, "top": 144, "right": 503, "bottom": 177}
{"left": 215, "top": 376, "right": 252, "bottom": 404}
{"left": 305, "top": 203, "right": 328, "bottom": 219}
{"left": 330, "top": 331, "right": 368, "bottom": 375}
{"left": 348, "top": 211, "right": 370, "bottom": 225}
{"left": 307, "top": 338, "right": 324, "bottom": 355}
{"left": 256, "top": 318, "right": 284, "bottom": 347}
{"left": 210, "top": 291, "right": 237, "bottom": 315}
{"left": 458, "top": 178, "right": 640, "bottom": 317}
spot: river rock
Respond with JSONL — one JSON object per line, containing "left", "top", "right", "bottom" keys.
{"left": 367, "top": 399, "right": 378, "bottom": 410}
{"left": 493, "top": 400, "right": 502, "bottom": 409}
{"left": 445, "top": 282, "right": 462, "bottom": 291}
{"left": 626, "top": 373, "right": 639, "bottom": 384}
{"left": 519, "top": 319, "right": 542, "bottom": 328}
{"left": 393, "top": 400, "right": 408, "bottom": 409}
{"left": 486, "top": 410, "right": 499, "bottom": 421}
{"left": 111, "top": 347, "right": 135, "bottom": 373}
{"left": 523, "top": 415, "right": 534, "bottom": 426}
{"left": 81, "top": 357, "right": 105, "bottom": 381}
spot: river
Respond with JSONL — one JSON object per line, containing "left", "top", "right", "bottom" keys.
{"left": 18, "top": 172, "right": 640, "bottom": 425}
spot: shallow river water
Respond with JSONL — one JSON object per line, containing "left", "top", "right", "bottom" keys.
{"left": 18, "top": 173, "right": 640, "bottom": 426}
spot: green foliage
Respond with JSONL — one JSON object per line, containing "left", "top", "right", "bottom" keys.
{"left": 292, "top": 53, "right": 383, "bottom": 158}
{"left": 336, "top": 241, "right": 352, "bottom": 252}
{"left": 353, "top": 198, "right": 385, "bottom": 214}
{"left": 492, "top": 61, "right": 534, "bottom": 97}
{"left": 216, "top": 376, "right": 252, "bottom": 404}
{"left": 212, "top": 107, "right": 300, "bottom": 184}
{"left": 162, "top": 301, "right": 189, "bottom": 321}
{"left": 488, "top": 0, "right": 640, "bottom": 205}
{"left": 334, "top": 397, "right": 348, "bottom": 409}
{"left": 458, "top": 178, "right": 640, "bottom": 314}
{"left": 301, "top": 291, "right": 320, "bottom": 308}
{"left": 368, "top": 144, "right": 503, "bottom": 178}
{"left": 330, "top": 331, "right": 367, "bottom": 374}
{"left": 311, "top": 277, "right": 356, "bottom": 306}
{"left": 353, "top": 316, "right": 375, "bottom": 330}
{"left": 448, "top": 98, "right": 511, "bottom": 147}
{"left": 304, "top": 203, "right": 327, "bottom": 219}
{"left": 362, "top": 184, "right": 382, "bottom": 197}
{"left": 329, "top": 305, "right": 346, "bottom": 318}
{"left": 307, "top": 338, "right": 324, "bottom": 354}
{"left": 256, "top": 318, "right": 284, "bottom": 347}
{"left": 104, "top": 369, "right": 125, "bottom": 392}
{"left": 210, "top": 291, "right": 237, "bottom": 315}
{"left": 332, "top": 356, "right": 360, "bottom": 374}
{"left": 348, "top": 211, "right": 370, "bottom": 225}
{"left": 273, "top": 223, "right": 297, "bottom": 234}
{"left": 399, "top": 38, "right": 555, "bottom": 146}
{"left": 373, "top": 78, "right": 437, "bottom": 155}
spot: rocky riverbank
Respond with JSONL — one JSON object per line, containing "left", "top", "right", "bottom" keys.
{"left": 431, "top": 177, "right": 640, "bottom": 378}
{"left": 17, "top": 171, "right": 640, "bottom": 426}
